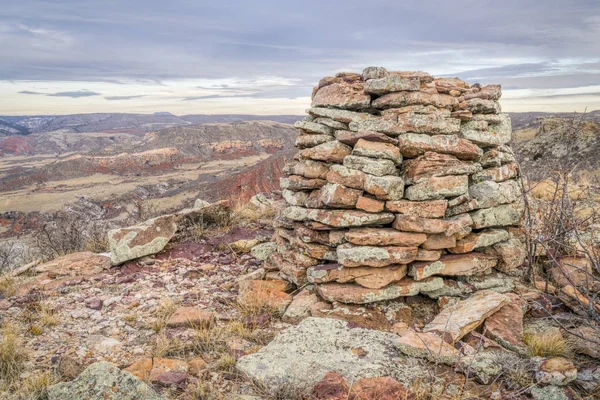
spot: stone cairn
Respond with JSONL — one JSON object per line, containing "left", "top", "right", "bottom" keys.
{"left": 267, "top": 67, "right": 526, "bottom": 306}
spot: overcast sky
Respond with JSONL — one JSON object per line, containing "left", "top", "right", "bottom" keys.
{"left": 1, "top": 0, "right": 599, "bottom": 115}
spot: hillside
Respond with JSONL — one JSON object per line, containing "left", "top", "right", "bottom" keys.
{"left": 0, "top": 120, "right": 297, "bottom": 239}
{"left": 0, "top": 113, "right": 303, "bottom": 137}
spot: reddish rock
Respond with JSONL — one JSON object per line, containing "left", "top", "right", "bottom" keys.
{"left": 295, "top": 134, "right": 334, "bottom": 149}
{"left": 397, "top": 133, "right": 482, "bottom": 160}
{"left": 484, "top": 293, "right": 526, "bottom": 352}
{"left": 310, "top": 301, "right": 402, "bottom": 331}
{"left": 350, "top": 376, "right": 414, "bottom": 400}
{"left": 284, "top": 160, "right": 330, "bottom": 179}
{"left": 372, "top": 90, "right": 459, "bottom": 109}
{"left": 345, "top": 228, "right": 426, "bottom": 247}
{"left": 363, "top": 175, "right": 405, "bottom": 201}
{"left": 352, "top": 139, "right": 402, "bottom": 164}
{"left": 415, "top": 248, "right": 443, "bottom": 261}
{"left": 335, "top": 130, "right": 398, "bottom": 146}
{"left": 187, "top": 356, "right": 208, "bottom": 376}
{"left": 316, "top": 277, "right": 444, "bottom": 304}
{"left": 124, "top": 358, "right": 153, "bottom": 380}
{"left": 311, "top": 372, "right": 350, "bottom": 400}
{"left": 238, "top": 280, "right": 292, "bottom": 314}
{"left": 166, "top": 307, "right": 215, "bottom": 328}
{"left": 326, "top": 165, "right": 367, "bottom": 190}
{"left": 404, "top": 175, "right": 468, "bottom": 201}
{"left": 409, "top": 253, "right": 498, "bottom": 280}
{"left": 312, "top": 83, "right": 371, "bottom": 110}
{"left": 280, "top": 175, "right": 326, "bottom": 191}
{"left": 363, "top": 75, "right": 420, "bottom": 95}
{"left": 392, "top": 213, "right": 472, "bottom": 236}
{"left": 421, "top": 233, "right": 457, "bottom": 250}
{"left": 355, "top": 196, "right": 384, "bottom": 213}
{"left": 403, "top": 152, "right": 481, "bottom": 183}
{"left": 148, "top": 358, "right": 189, "bottom": 384}
{"left": 535, "top": 357, "right": 577, "bottom": 386}
{"left": 299, "top": 140, "right": 352, "bottom": 163}
{"left": 423, "top": 290, "right": 510, "bottom": 343}
{"left": 471, "top": 163, "right": 519, "bottom": 183}
{"left": 385, "top": 199, "right": 448, "bottom": 218}
{"left": 448, "top": 229, "right": 509, "bottom": 254}
{"left": 308, "top": 264, "right": 408, "bottom": 289}
{"left": 283, "top": 206, "right": 395, "bottom": 228}
{"left": 337, "top": 244, "right": 418, "bottom": 267}
{"left": 315, "top": 183, "right": 362, "bottom": 209}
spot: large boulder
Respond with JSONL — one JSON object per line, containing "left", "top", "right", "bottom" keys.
{"left": 236, "top": 317, "right": 425, "bottom": 392}
{"left": 47, "top": 361, "right": 164, "bottom": 400}
{"left": 108, "top": 215, "right": 178, "bottom": 265}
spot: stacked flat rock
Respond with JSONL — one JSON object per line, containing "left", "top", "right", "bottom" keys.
{"left": 267, "top": 67, "right": 526, "bottom": 305}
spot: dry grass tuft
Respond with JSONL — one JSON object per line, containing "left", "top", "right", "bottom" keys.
{"left": 523, "top": 330, "right": 571, "bottom": 357}
{"left": 235, "top": 293, "right": 283, "bottom": 320}
{"left": 0, "top": 322, "right": 28, "bottom": 387}
{"left": 184, "top": 381, "right": 227, "bottom": 400}
{"left": 20, "top": 370, "right": 58, "bottom": 400}
{"left": 150, "top": 332, "right": 188, "bottom": 358}
{"left": 148, "top": 297, "right": 177, "bottom": 333}
{"left": 0, "top": 274, "right": 17, "bottom": 298}
{"left": 39, "top": 302, "right": 57, "bottom": 327}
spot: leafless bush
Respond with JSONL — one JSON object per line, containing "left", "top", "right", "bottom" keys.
{"left": 519, "top": 113, "right": 600, "bottom": 346}
{"left": 33, "top": 201, "right": 110, "bottom": 261}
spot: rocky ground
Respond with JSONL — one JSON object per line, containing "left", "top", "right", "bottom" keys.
{"left": 0, "top": 196, "right": 598, "bottom": 400}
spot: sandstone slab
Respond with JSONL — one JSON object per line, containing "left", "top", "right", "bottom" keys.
{"left": 423, "top": 290, "right": 510, "bottom": 343}
{"left": 409, "top": 253, "right": 498, "bottom": 280}
{"left": 299, "top": 140, "right": 352, "bottom": 163}
{"left": 108, "top": 215, "right": 178, "bottom": 265}
{"left": 470, "top": 203, "right": 523, "bottom": 229}
{"left": 448, "top": 229, "right": 509, "bottom": 254}
{"left": 352, "top": 138, "right": 402, "bottom": 164}
{"left": 363, "top": 75, "right": 420, "bottom": 95}
{"left": 335, "top": 130, "right": 398, "bottom": 146}
{"left": 403, "top": 152, "right": 481, "bottom": 183}
{"left": 364, "top": 175, "right": 405, "bottom": 200}
{"left": 280, "top": 175, "right": 326, "bottom": 190}
{"left": 343, "top": 155, "right": 398, "bottom": 177}
{"left": 308, "top": 264, "right": 407, "bottom": 289}
{"left": 385, "top": 199, "right": 447, "bottom": 218}
{"left": 372, "top": 91, "right": 459, "bottom": 110}
{"left": 337, "top": 244, "right": 418, "bottom": 267}
{"left": 345, "top": 228, "right": 426, "bottom": 247}
{"left": 284, "top": 160, "right": 330, "bottom": 179}
{"left": 282, "top": 206, "right": 395, "bottom": 227}
{"left": 166, "top": 307, "right": 214, "bottom": 328}
{"left": 397, "top": 133, "right": 482, "bottom": 160}
{"left": 326, "top": 165, "right": 366, "bottom": 189}
{"left": 392, "top": 213, "right": 472, "bottom": 236}
{"left": 312, "top": 83, "right": 372, "bottom": 110}
{"left": 355, "top": 196, "right": 384, "bottom": 212}
{"left": 316, "top": 277, "right": 444, "bottom": 304}
{"left": 404, "top": 175, "right": 468, "bottom": 201}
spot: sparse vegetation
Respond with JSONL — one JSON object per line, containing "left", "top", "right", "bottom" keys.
{"left": 148, "top": 297, "right": 178, "bottom": 333}
{"left": 0, "top": 322, "right": 28, "bottom": 389}
{"left": 20, "top": 370, "right": 58, "bottom": 400}
{"left": 523, "top": 330, "right": 571, "bottom": 357}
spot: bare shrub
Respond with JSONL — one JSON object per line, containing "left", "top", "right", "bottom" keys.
{"left": 519, "top": 113, "right": 600, "bottom": 348}
{"left": 33, "top": 201, "right": 110, "bottom": 261}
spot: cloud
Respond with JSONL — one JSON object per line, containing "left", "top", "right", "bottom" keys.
{"left": 0, "top": 0, "right": 599, "bottom": 113}
{"left": 104, "top": 95, "right": 145, "bottom": 100}
{"left": 18, "top": 90, "right": 44, "bottom": 95}
{"left": 47, "top": 90, "right": 101, "bottom": 98}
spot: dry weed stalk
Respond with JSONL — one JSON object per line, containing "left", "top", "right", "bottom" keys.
{"left": 519, "top": 113, "right": 600, "bottom": 347}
